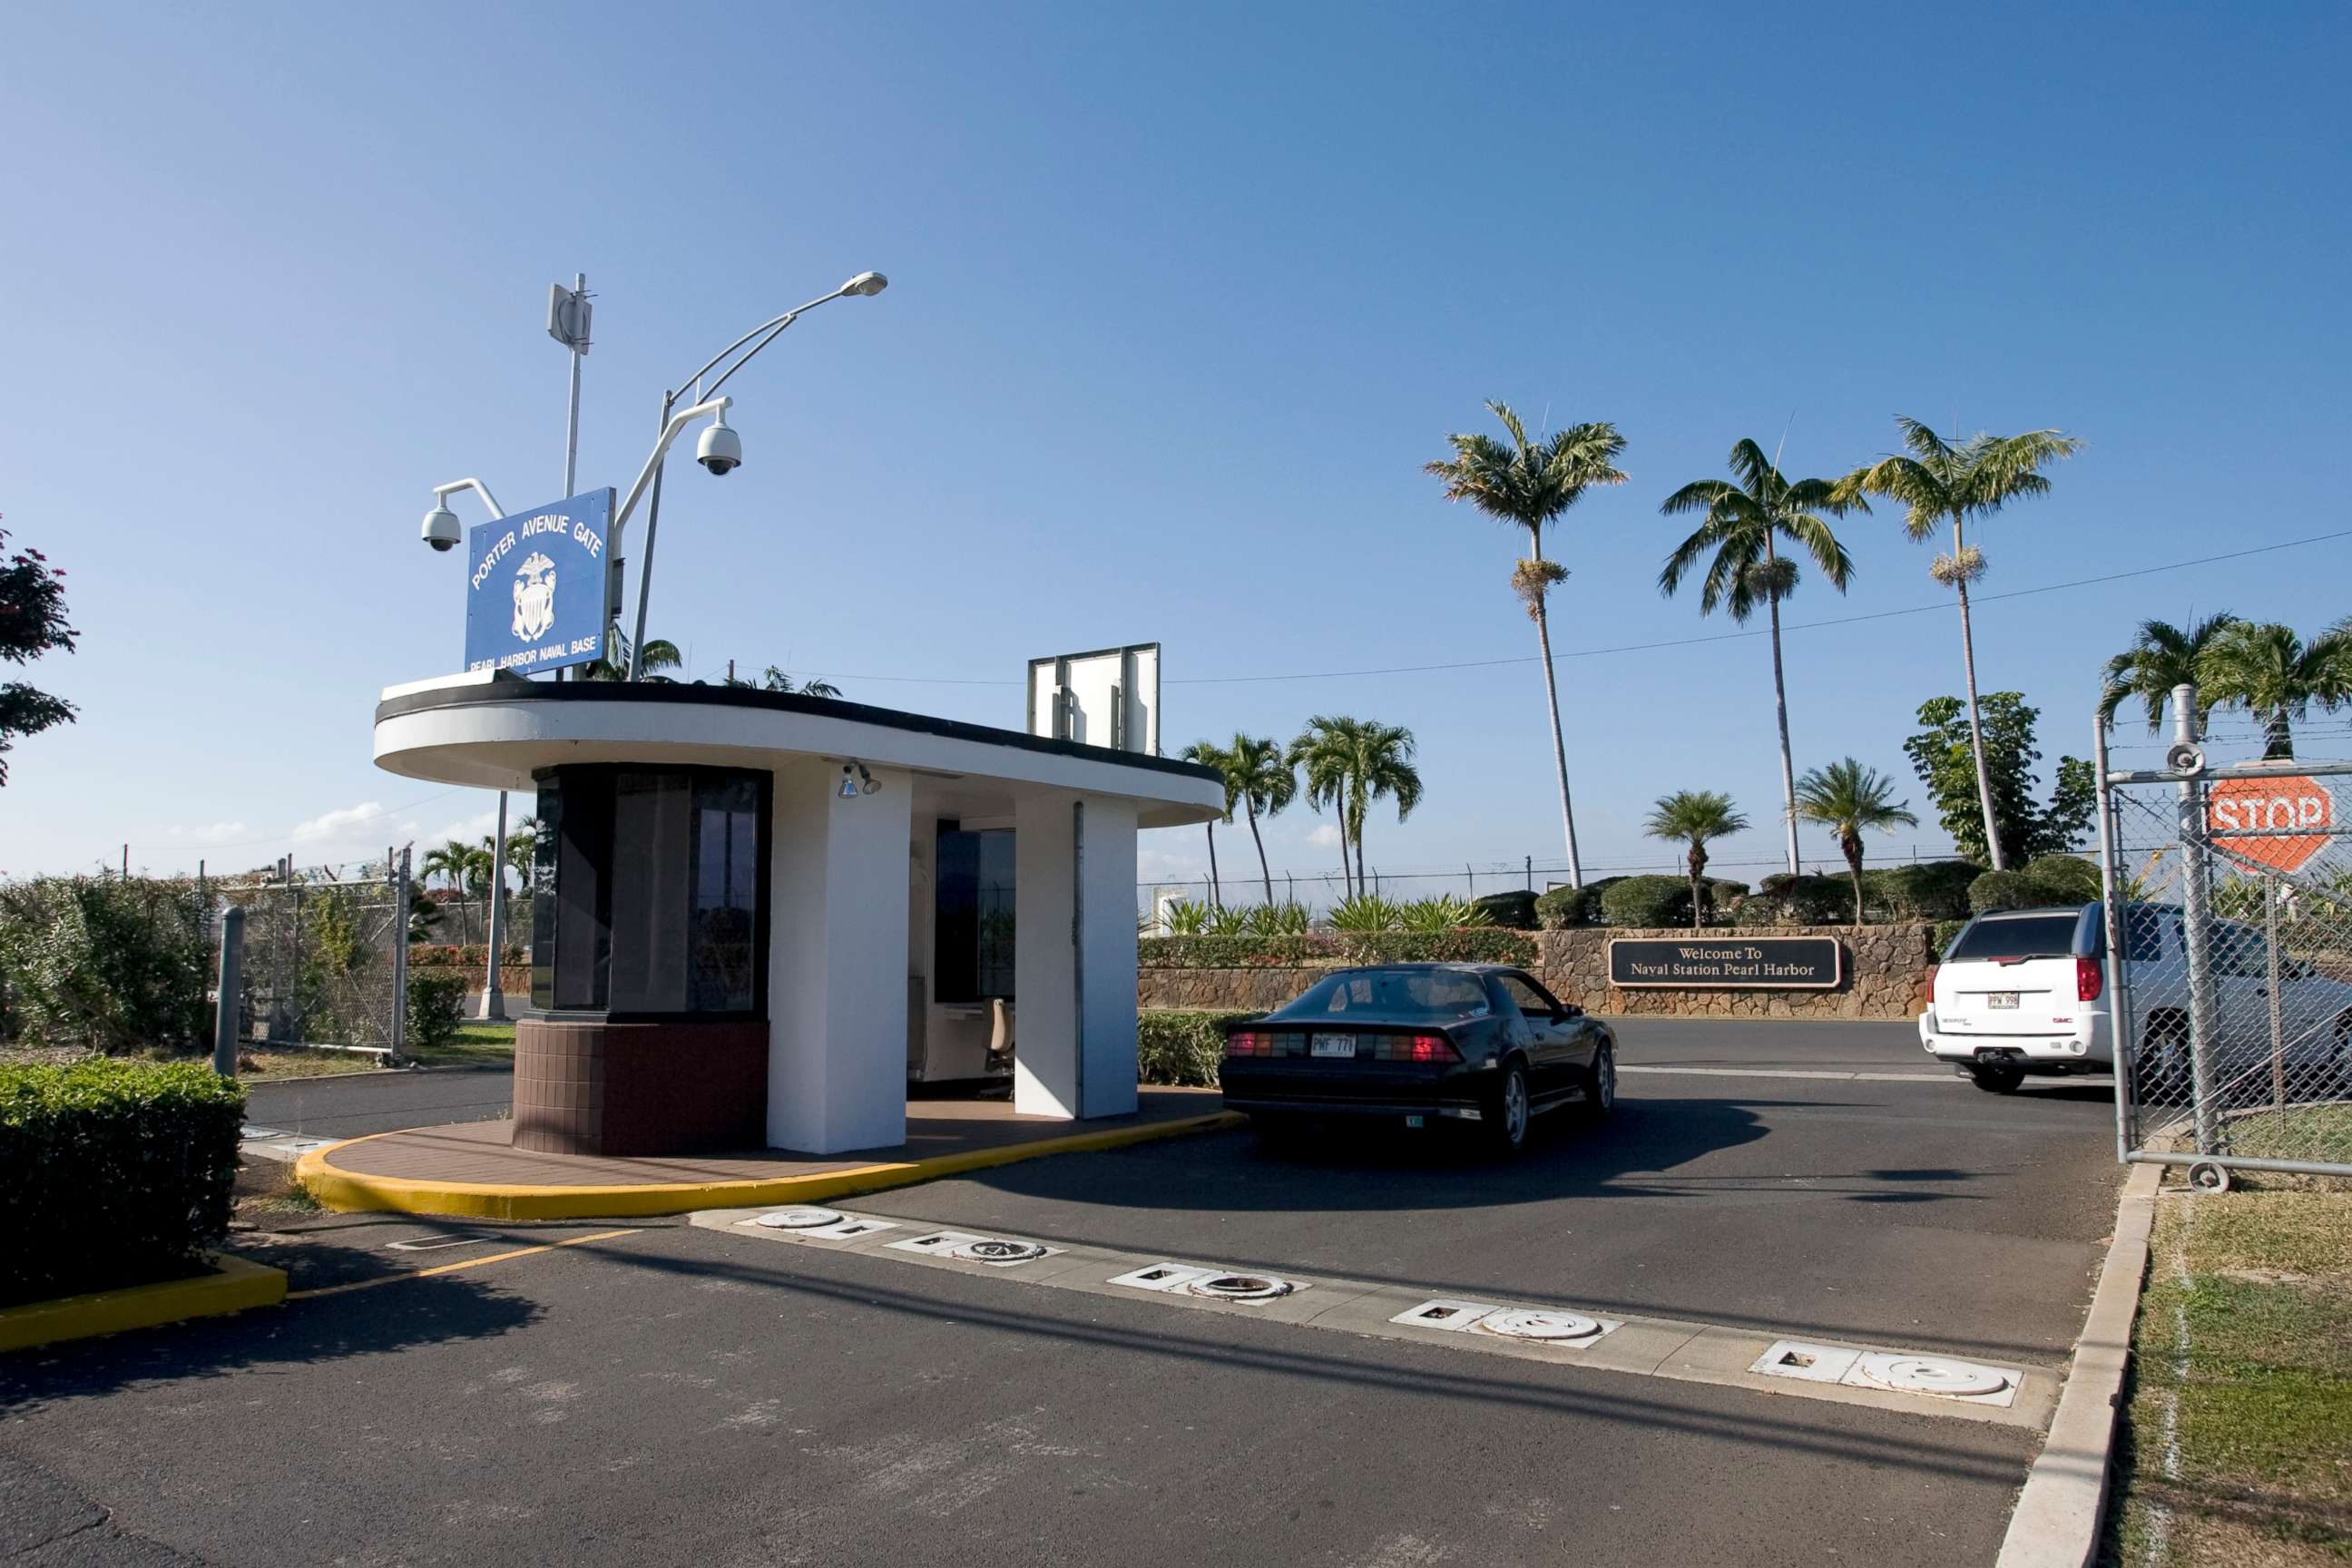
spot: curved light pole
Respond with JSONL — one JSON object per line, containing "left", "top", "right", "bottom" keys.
{"left": 418, "top": 477, "right": 511, "bottom": 1016}
{"left": 624, "top": 270, "right": 887, "bottom": 679}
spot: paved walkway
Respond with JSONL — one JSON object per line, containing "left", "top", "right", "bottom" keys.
{"left": 318, "top": 1088, "right": 1223, "bottom": 1187}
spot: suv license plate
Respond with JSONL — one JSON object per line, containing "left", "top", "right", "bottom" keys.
{"left": 1311, "top": 1034, "right": 1357, "bottom": 1058}
{"left": 1988, "top": 993, "right": 2020, "bottom": 1009}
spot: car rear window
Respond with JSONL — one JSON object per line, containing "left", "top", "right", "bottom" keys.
{"left": 1946, "top": 914, "right": 2085, "bottom": 963}
{"left": 1274, "top": 969, "right": 1493, "bottom": 1021}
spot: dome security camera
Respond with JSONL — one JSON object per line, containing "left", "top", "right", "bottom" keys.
{"left": 421, "top": 503, "right": 462, "bottom": 553}
{"left": 697, "top": 418, "right": 742, "bottom": 476}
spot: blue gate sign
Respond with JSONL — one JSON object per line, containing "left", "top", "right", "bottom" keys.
{"left": 464, "top": 489, "right": 612, "bottom": 676}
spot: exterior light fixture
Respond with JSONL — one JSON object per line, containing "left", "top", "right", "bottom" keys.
{"left": 841, "top": 271, "right": 888, "bottom": 297}
{"left": 838, "top": 762, "right": 880, "bottom": 799}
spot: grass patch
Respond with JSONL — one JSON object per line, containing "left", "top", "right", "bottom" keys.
{"left": 2232, "top": 1102, "right": 2352, "bottom": 1166}
{"left": 407, "top": 1021, "right": 514, "bottom": 1069}
{"left": 2106, "top": 1184, "right": 2352, "bottom": 1566}
{"left": 237, "top": 1047, "right": 386, "bottom": 1079}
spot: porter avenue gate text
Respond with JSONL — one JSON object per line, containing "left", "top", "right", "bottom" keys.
{"left": 1607, "top": 936, "right": 1844, "bottom": 989}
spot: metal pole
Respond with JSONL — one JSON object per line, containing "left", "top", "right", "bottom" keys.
{"left": 478, "top": 790, "right": 508, "bottom": 1022}
{"left": 2093, "top": 709, "right": 2135, "bottom": 1164}
{"left": 2267, "top": 874, "right": 2287, "bottom": 1110}
{"left": 388, "top": 847, "right": 411, "bottom": 1066}
{"left": 2171, "top": 683, "right": 2223, "bottom": 1155}
{"left": 563, "top": 273, "right": 584, "bottom": 495}
{"left": 627, "top": 388, "right": 676, "bottom": 680}
{"left": 1072, "top": 799, "right": 1086, "bottom": 1118}
{"left": 212, "top": 905, "right": 244, "bottom": 1078}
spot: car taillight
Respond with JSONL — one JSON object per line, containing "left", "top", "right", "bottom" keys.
{"left": 1225, "top": 1031, "right": 1272, "bottom": 1057}
{"left": 2076, "top": 957, "right": 2102, "bottom": 1003}
{"left": 1372, "top": 1033, "right": 1460, "bottom": 1063}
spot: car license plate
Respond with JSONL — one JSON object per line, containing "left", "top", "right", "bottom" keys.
{"left": 1311, "top": 1034, "right": 1357, "bottom": 1059}
{"left": 1403, "top": 1114, "right": 1426, "bottom": 1129}
{"left": 1988, "top": 993, "right": 2020, "bottom": 1010}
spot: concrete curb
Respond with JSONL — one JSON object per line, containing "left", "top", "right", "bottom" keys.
{"left": 1994, "top": 1159, "right": 2164, "bottom": 1568}
{"left": 0, "top": 1253, "right": 289, "bottom": 1353}
{"left": 296, "top": 1111, "right": 1246, "bottom": 1220}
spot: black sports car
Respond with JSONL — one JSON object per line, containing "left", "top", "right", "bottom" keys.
{"left": 1219, "top": 963, "right": 1617, "bottom": 1154}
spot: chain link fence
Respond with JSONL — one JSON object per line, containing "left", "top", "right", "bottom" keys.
{"left": 2101, "top": 740, "right": 2352, "bottom": 1185}
{"left": 219, "top": 862, "right": 408, "bottom": 1057}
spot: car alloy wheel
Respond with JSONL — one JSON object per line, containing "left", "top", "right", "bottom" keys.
{"left": 1580, "top": 1044, "right": 1615, "bottom": 1119}
{"left": 1489, "top": 1062, "right": 1530, "bottom": 1154}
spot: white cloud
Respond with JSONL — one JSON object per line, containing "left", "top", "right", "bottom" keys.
{"left": 1306, "top": 823, "right": 1343, "bottom": 848}
{"left": 424, "top": 808, "right": 503, "bottom": 847}
{"left": 164, "top": 821, "right": 250, "bottom": 842}
{"left": 291, "top": 802, "right": 386, "bottom": 841}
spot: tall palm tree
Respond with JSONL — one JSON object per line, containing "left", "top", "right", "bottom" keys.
{"left": 1642, "top": 791, "right": 1750, "bottom": 929}
{"left": 1793, "top": 759, "right": 1919, "bottom": 928}
{"left": 1426, "top": 402, "right": 1627, "bottom": 887}
{"left": 1661, "top": 439, "right": 1860, "bottom": 877}
{"left": 2195, "top": 619, "right": 2352, "bottom": 760}
{"left": 580, "top": 622, "right": 681, "bottom": 682}
{"left": 1220, "top": 733, "right": 1296, "bottom": 905}
{"left": 2100, "top": 612, "right": 2239, "bottom": 734}
{"left": 1289, "top": 716, "right": 1423, "bottom": 896}
{"left": 1179, "top": 739, "right": 1233, "bottom": 906}
{"left": 1837, "top": 419, "right": 2080, "bottom": 871}
{"left": 420, "top": 839, "right": 475, "bottom": 895}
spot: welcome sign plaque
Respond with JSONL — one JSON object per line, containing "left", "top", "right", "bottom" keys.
{"left": 1606, "top": 936, "right": 1843, "bottom": 989}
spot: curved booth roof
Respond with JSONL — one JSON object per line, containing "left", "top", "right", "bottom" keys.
{"left": 373, "top": 671, "right": 1225, "bottom": 828}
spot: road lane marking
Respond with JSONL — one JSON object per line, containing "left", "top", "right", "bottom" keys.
{"left": 287, "top": 1229, "right": 639, "bottom": 1300}
{"left": 1619, "top": 1064, "right": 2113, "bottom": 1086}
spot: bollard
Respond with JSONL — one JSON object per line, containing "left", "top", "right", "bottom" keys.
{"left": 213, "top": 905, "right": 245, "bottom": 1078}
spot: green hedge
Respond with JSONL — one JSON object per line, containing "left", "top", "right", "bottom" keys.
{"left": 1467, "top": 890, "right": 1539, "bottom": 930}
{"left": 407, "top": 970, "right": 469, "bottom": 1054}
{"left": 1534, "top": 886, "right": 1585, "bottom": 928}
{"left": 1866, "top": 860, "right": 1982, "bottom": 922}
{"left": 408, "top": 944, "right": 528, "bottom": 968}
{"left": 0, "top": 1059, "right": 245, "bottom": 1307}
{"left": 1600, "top": 876, "right": 1691, "bottom": 926}
{"left": 1139, "top": 927, "right": 1536, "bottom": 968}
{"left": 1932, "top": 918, "right": 1969, "bottom": 957}
{"left": 0, "top": 876, "right": 211, "bottom": 1053}
{"left": 1969, "top": 858, "right": 2102, "bottom": 914}
{"left": 1137, "top": 1009, "right": 1256, "bottom": 1087}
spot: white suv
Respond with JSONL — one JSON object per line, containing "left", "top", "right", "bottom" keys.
{"left": 1920, "top": 902, "right": 2352, "bottom": 1094}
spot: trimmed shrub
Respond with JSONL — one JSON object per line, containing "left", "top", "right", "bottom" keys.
{"left": 2024, "top": 853, "right": 2102, "bottom": 905}
{"left": 1468, "top": 890, "right": 1539, "bottom": 930}
{"left": 1, "top": 1059, "right": 245, "bottom": 1306}
{"left": 1136, "top": 1009, "right": 1256, "bottom": 1087}
{"left": 1599, "top": 876, "right": 1692, "bottom": 927}
{"left": 406, "top": 969, "right": 470, "bottom": 1054}
{"left": 1140, "top": 934, "right": 1331, "bottom": 968}
{"left": 1966, "top": 870, "right": 2041, "bottom": 913}
{"left": 0, "top": 877, "right": 211, "bottom": 1053}
{"left": 1534, "top": 886, "right": 1587, "bottom": 929}
{"left": 408, "top": 944, "right": 529, "bottom": 968}
{"left": 1864, "top": 860, "right": 1983, "bottom": 923}
{"left": 1734, "top": 873, "right": 1855, "bottom": 926}
{"left": 1336, "top": 928, "right": 1536, "bottom": 966}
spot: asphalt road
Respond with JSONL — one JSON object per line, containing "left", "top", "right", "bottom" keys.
{"left": 243, "top": 1066, "right": 514, "bottom": 1140}
{"left": 4, "top": 1019, "right": 2124, "bottom": 1567}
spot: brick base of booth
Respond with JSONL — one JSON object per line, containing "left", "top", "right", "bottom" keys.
{"left": 514, "top": 1017, "right": 768, "bottom": 1157}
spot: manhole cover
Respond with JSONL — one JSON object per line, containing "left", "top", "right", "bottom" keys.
{"left": 1187, "top": 1273, "right": 1293, "bottom": 1301}
{"left": 955, "top": 1239, "right": 1048, "bottom": 1263}
{"left": 1473, "top": 1308, "right": 1602, "bottom": 1341}
{"left": 1863, "top": 1357, "right": 2009, "bottom": 1398}
{"left": 751, "top": 1207, "right": 847, "bottom": 1230}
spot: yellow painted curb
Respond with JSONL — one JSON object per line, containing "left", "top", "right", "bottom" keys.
{"left": 0, "top": 1253, "right": 289, "bottom": 1354}
{"left": 296, "top": 1111, "right": 1246, "bottom": 1220}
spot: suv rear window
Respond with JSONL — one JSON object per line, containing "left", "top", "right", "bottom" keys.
{"left": 1946, "top": 914, "right": 2085, "bottom": 962}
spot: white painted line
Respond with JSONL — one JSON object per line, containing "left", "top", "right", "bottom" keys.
{"left": 1619, "top": 1064, "right": 2112, "bottom": 1086}
{"left": 385, "top": 1234, "right": 492, "bottom": 1253}
{"left": 240, "top": 1125, "right": 289, "bottom": 1141}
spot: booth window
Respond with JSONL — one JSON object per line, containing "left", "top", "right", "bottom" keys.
{"left": 531, "top": 766, "right": 769, "bottom": 1017}
{"left": 935, "top": 824, "right": 1014, "bottom": 1004}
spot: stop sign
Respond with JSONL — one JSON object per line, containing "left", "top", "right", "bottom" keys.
{"left": 2206, "top": 774, "right": 2334, "bottom": 874}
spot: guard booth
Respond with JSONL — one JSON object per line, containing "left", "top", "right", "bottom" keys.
{"left": 372, "top": 671, "right": 1220, "bottom": 1156}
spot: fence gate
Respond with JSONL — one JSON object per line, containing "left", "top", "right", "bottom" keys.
{"left": 2099, "top": 736, "right": 2352, "bottom": 1188}
{"left": 224, "top": 859, "right": 407, "bottom": 1061}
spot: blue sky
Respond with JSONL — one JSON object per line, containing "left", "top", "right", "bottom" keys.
{"left": 4, "top": 2, "right": 2347, "bottom": 897}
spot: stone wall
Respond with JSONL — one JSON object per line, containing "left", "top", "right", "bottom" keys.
{"left": 1136, "top": 922, "right": 1937, "bottom": 1022}
{"left": 1536, "top": 924, "right": 1936, "bottom": 1020}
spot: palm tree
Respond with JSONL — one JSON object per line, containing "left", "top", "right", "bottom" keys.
{"left": 1793, "top": 760, "right": 1919, "bottom": 928}
{"left": 2100, "top": 612, "right": 2239, "bottom": 734}
{"left": 1642, "top": 791, "right": 1750, "bottom": 929}
{"left": 1837, "top": 419, "right": 2080, "bottom": 871}
{"left": 579, "top": 622, "right": 681, "bottom": 682}
{"left": 724, "top": 662, "right": 843, "bottom": 699}
{"left": 1179, "top": 739, "right": 1233, "bottom": 905}
{"left": 2195, "top": 619, "right": 2352, "bottom": 760}
{"left": 420, "top": 839, "right": 475, "bottom": 895}
{"left": 1220, "top": 733, "right": 1296, "bottom": 905}
{"left": 1661, "top": 439, "right": 1861, "bottom": 877}
{"left": 1289, "top": 716, "right": 1422, "bottom": 897}
{"left": 1426, "top": 402, "right": 1627, "bottom": 887}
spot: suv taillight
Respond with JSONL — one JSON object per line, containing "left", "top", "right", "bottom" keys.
{"left": 2076, "top": 957, "right": 2102, "bottom": 1003}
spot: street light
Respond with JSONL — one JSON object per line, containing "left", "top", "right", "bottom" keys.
{"left": 624, "top": 270, "right": 887, "bottom": 679}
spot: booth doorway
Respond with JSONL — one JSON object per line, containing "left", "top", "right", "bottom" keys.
{"left": 906, "top": 818, "right": 1018, "bottom": 1097}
